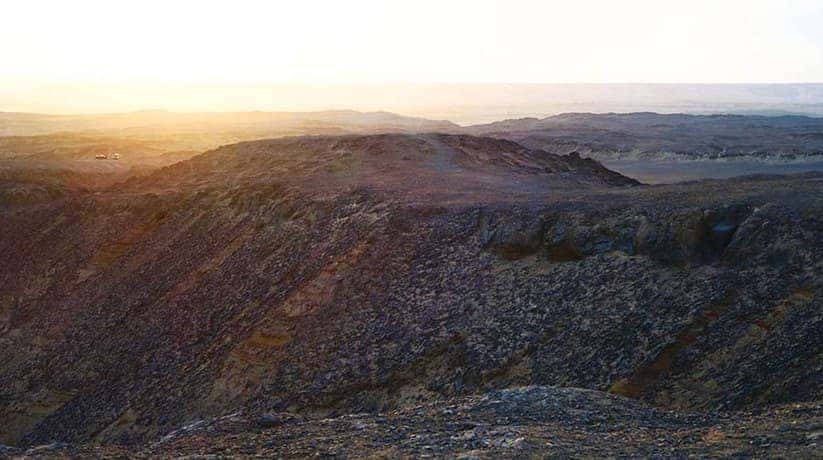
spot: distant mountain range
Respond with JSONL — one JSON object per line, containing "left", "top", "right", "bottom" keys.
{"left": 5, "top": 83, "right": 823, "bottom": 124}
{"left": 4, "top": 109, "right": 823, "bottom": 161}
{"left": 3, "top": 108, "right": 823, "bottom": 188}
{"left": 466, "top": 112, "right": 823, "bottom": 160}
{"left": 0, "top": 109, "right": 458, "bottom": 137}
{"left": 0, "top": 110, "right": 461, "bottom": 176}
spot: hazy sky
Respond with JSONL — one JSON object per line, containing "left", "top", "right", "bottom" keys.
{"left": 2, "top": 0, "right": 823, "bottom": 114}
{"left": 3, "top": 0, "right": 822, "bottom": 84}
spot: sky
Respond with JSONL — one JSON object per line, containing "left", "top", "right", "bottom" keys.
{"left": 1, "top": 0, "right": 823, "bottom": 114}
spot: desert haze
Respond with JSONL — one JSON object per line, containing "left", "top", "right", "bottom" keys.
{"left": 1, "top": 0, "right": 822, "bottom": 458}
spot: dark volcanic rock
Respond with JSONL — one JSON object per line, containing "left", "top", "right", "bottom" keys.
{"left": 0, "top": 134, "right": 820, "bottom": 457}
{"left": 16, "top": 387, "right": 823, "bottom": 458}
{"left": 255, "top": 412, "right": 304, "bottom": 428}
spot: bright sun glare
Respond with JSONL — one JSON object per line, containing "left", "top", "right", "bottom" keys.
{"left": 1, "top": 0, "right": 822, "bottom": 113}
{"left": 3, "top": 0, "right": 823, "bottom": 83}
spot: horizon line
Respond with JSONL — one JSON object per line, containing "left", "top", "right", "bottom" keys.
{"left": 4, "top": 79, "right": 823, "bottom": 86}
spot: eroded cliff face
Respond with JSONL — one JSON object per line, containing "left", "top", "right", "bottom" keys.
{"left": 0, "top": 135, "right": 820, "bottom": 448}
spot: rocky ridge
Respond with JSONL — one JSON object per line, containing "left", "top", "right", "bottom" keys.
{"left": 468, "top": 112, "right": 823, "bottom": 160}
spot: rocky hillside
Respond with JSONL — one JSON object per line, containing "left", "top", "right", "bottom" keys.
{"left": 0, "top": 134, "right": 820, "bottom": 456}
{"left": 0, "top": 111, "right": 463, "bottom": 203}
{"left": 467, "top": 112, "right": 823, "bottom": 160}
{"left": 126, "top": 134, "right": 638, "bottom": 199}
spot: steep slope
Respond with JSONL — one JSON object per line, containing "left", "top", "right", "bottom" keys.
{"left": 0, "top": 134, "right": 820, "bottom": 454}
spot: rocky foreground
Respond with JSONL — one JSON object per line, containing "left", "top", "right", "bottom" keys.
{"left": 1, "top": 134, "right": 821, "bottom": 457}
{"left": 4, "top": 386, "right": 822, "bottom": 458}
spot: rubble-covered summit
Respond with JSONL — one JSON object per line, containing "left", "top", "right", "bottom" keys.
{"left": 129, "top": 133, "right": 638, "bottom": 202}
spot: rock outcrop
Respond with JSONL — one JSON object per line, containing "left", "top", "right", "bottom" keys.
{"left": 13, "top": 387, "right": 823, "bottom": 458}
